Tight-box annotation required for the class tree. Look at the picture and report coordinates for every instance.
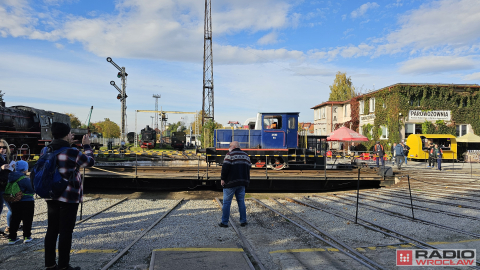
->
[94,118,121,138]
[199,119,223,148]
[0,90,4,103]
[328,72,356,101]
[66,113,82,128]
[167,121,187,135]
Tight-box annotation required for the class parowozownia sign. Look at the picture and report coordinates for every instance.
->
[409,110,451,121]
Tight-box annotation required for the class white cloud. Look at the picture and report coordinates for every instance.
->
[0,0,297,64]
[257,32,278,45]
[350,2,379,19]
[214,45,304,64]
[341,14,346,21]
[55,43,64,49]
[463,72,480,81]
[398,56,476,74]
[386,0,402,8]
[376,0,480,56]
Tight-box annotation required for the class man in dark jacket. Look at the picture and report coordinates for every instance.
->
[374,141,385,167]
[427,141,435,168]
[219,141,251,228]
[42,122,94,270]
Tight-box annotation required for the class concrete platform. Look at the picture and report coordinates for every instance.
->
[149,245,252,270]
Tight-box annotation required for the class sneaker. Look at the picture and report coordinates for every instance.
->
[24,236,33,243]
[427,166,430,168]
[8,237,21,245]
[218,222,228,228]
[240,222,248,227]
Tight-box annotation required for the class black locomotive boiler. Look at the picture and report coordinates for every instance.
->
[0,104,71,156]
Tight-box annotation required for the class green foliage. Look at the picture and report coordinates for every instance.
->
[328,72,356,101]
[0,90,4,102]
[356,84,477,150]
[199,119,223,148]
[422,121,436,134]
[167,121,187,134]
[94,118,121,138]
[362,124,373,141]
[66,113,82,128]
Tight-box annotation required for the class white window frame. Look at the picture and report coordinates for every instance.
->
[359,100,364,115]
[457,124,468,137]
[369,98,375,113]
[380,125,388,140]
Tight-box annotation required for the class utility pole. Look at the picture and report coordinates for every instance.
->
[106,57,128,141]
[202,0,214,125]
[153,94,161,130]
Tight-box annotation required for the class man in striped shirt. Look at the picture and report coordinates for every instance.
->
[43,122,94,270]
[219,141,251,228]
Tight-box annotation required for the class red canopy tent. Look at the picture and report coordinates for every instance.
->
[327,126,368,142]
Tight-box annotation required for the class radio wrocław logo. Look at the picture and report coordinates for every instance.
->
[397,249,476,266]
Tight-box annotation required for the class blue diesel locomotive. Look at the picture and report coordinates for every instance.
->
[206,112,327,170]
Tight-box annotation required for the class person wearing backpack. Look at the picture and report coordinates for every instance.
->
[5,160,34,245]
[41,122,94,270]
[0,138,13,238]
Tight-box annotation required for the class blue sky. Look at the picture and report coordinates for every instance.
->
[1,0,479,133]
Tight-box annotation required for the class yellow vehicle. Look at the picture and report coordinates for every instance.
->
[406,134,457,160]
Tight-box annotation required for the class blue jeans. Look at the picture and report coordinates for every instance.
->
[437,158,442,170]
[405,156,408,165]
[376,156,384,167]
[0,192,12,227]
[221,186,247,225]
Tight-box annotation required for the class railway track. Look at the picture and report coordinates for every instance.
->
[326,194,480,238]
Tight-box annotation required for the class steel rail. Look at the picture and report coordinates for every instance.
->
[270,198,392,269]
[409,177,480,186]
[372,188,480,204]
[408,178,480,190]
[214,198,265,270]
[296,197,480,269]
[251,198,385,270]
[0,197,130,264]
[324,195,480,238]
[289,197,432,249]
[365,190,480,211]
[101,199,184,270]
[76,197,129,225]
[342,193,480,221]
[0,197,100,228]
[391,180,480,197]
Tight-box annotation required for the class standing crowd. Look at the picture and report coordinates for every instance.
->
[0,122,94,270]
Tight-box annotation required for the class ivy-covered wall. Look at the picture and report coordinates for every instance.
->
[340,84,480,150]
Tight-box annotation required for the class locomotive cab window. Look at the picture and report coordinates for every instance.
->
[263,115,282,129]
[288,117,296,129]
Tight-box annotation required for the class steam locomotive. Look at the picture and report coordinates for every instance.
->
[0,103,105,158]
[140,125,156,149]
[0,104,71,156]
[171,131,186,150]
